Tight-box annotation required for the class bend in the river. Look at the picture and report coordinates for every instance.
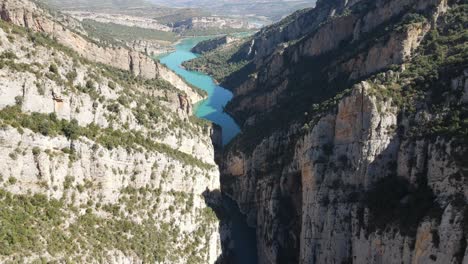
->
[159,37,241,145]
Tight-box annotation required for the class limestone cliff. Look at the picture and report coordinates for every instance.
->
[172,17,257,33]
[210,0,468,263]
[0,1,221,263]
[0,0,203,104]
[191,36,237,54]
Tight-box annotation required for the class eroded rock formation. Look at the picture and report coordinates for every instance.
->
[0,1,221,262]
[215,0,468,263]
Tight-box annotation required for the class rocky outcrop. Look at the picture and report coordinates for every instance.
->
[296,82,464,264]
[211,123,223,151]
[178,93,192,115]
[0,0,156,77]
[128,39,175,57]
[191,35,237,54]
[223,77,468,264]
[0,0,202,104]
[172,16,258,33]
[226,0,446,125]
[217,0,468,263]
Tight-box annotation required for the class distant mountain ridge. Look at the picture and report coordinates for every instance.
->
[38,0,257,53]
[148,0,316,21]
[38,0,157,10]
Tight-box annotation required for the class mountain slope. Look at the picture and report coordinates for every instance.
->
[0,1,222,263]
[1,0,206,102]
[187,0,468,263]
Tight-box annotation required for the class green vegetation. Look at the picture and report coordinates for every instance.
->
[0,106,213,170]
[183,40,250,83]
[155,9,210,25]
[0,49,41,74]
[149,0,312,21]
[81,19,178,45]
[367,4,468,141]
[92,59,207,97]
[227,2,468,156]
[39,0,206,24]
[0,189,185,262]
[40,0,155,10]
[0,11,205,98]
[7,177,17,184]
[0,17,210,139]
[0,7,220,263]
[49,63,59,74]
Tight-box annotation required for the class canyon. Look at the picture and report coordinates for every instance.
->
[38,0,260,58]
[186,0,468,263]
[0,0,466,263]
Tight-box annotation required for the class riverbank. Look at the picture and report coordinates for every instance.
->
[158,37,241,145]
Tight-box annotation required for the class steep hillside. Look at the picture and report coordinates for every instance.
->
[190,36,236,54]
[188,0,468,263]
[0,1,222,263]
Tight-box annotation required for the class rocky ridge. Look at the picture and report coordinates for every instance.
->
[127,39,175,57]
[191,35,238,54]
[65,11,172,32]
[0,0,203,104]
[172,16,258,33]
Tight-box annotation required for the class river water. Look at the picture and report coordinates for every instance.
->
[159,37,241,145]
[159,38,257,264]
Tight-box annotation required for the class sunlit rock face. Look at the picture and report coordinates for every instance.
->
[0,0,223,262]
[0,0,204,104]
[219,0,468,263]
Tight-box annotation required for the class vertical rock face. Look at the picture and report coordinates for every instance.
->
[178,93,192,115]
[0,1,221,263]
[191,36,238,54]
[211,124,223,151]
[227,0,447,122]
[217,0,468,263]
[0,0,155,78]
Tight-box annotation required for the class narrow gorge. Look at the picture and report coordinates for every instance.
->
[185,0,468,263]
[0,0,466,263]
[159,37,257,264]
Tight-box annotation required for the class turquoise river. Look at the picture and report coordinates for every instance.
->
[159,37,241,145]
[159,38,257,264]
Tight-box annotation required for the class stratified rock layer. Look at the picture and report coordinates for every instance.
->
[0,1,222,263]
[219,0,468,263]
